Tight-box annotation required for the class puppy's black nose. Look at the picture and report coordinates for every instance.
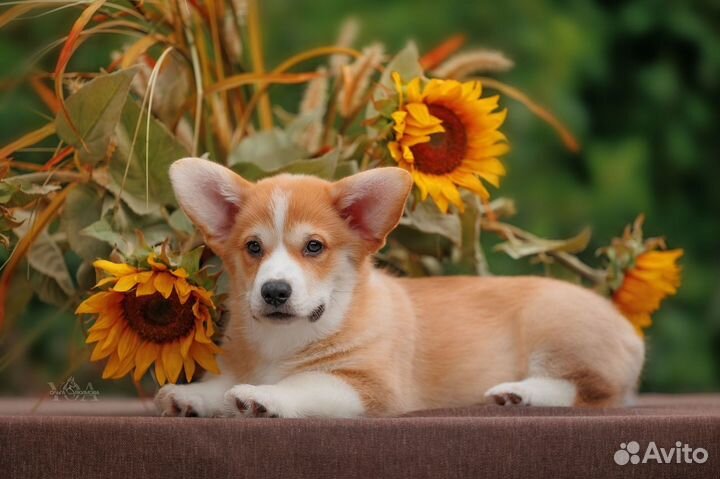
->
[261,281,292,307]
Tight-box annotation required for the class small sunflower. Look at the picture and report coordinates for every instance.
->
[603,216,683,335]
[388,73,509,213]
[75,254,221,385]
[612,249,683,334]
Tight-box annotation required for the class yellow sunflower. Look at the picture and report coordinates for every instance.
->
[388,73,509,213]
[612,249,683,335]
[75,254,221,385]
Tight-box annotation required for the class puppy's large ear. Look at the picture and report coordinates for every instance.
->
[332,167,412,252]
[169,157,252,251]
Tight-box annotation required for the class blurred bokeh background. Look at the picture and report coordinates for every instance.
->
[0,0,718,397]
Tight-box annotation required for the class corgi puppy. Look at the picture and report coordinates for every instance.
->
[155,157,644,418]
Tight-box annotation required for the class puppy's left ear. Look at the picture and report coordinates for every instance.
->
[332,167,412,252]
[169,157,252,253]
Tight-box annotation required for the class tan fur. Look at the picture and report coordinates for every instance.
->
[174,161,645,416]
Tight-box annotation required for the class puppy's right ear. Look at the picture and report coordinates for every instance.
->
[169,157,252,251]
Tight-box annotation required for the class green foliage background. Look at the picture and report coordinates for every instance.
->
[0,0,718,395]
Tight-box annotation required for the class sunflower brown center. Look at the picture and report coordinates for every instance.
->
[122,291,196,344]
[410,104,467,175]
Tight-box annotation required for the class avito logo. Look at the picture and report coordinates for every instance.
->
[614,441,708,465]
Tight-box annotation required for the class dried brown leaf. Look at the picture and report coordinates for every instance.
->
[432,49,514,79]
[338,44,384,117]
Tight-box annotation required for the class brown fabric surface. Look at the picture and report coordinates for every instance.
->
[0,395,718,479]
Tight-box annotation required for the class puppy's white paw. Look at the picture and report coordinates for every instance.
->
[485,377,577,407]
[224,384,295,418]
[484,382,530,406]
[155,384,210,417]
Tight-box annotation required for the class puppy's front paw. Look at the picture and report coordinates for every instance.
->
[224,384,294,418]
[155,384,208,417]
[484,382,530,406]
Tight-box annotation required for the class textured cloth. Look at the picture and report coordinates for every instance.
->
[0,395,718,478]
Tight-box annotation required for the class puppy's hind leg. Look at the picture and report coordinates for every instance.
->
[484,377,577,407]
[484,350,623,407]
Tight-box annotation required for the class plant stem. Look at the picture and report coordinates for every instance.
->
[0,184,76,330]
[6,171,85,184]
[246,0,272,131]
[482,219,607,285]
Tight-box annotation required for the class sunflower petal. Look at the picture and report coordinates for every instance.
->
[99,323,124,354]
[133,342,160,382]
[405,103,432,124]
[174,278,192,304]
[194,288,215,307]
[162,342,184,384]
[194,319,212,343]
[180,331,194,358]
[147,253,168,271]
[75,292,122,314]
[93,260,137,277]
[112,353,137,380]
[154,272,175,299]
[90,342,114,361]
[155,359,167,385]
[171,267,189,279]
[89,310,121,331]
[406,77,423,103]
[183,356,196,382]
[388,142,403,162]
[93,276,117,289]
[451,172,490,199]
[190,342,220,374]
[136,272,157,296]
[206,317,215,338]
[113,274,140,292]
[117,327,139,360]
[102,353,122,379]
[85,327,108,344]
[432,191,449,213]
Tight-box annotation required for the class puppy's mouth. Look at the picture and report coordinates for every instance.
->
[260,304,325,323]
[308,304,325,322]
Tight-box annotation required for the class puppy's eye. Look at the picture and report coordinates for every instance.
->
[246,240,263,257]
[304,239,324,256]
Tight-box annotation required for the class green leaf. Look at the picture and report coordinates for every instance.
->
[29,268,71,307]
[26,232,76,297]
[81,218,133,255]
[55,68,138,165]
[389,224,453,258]
[231,144,339,181]
[169,208,195,235]
[380,42,423,86]
[148,52,191,126]
[0,181,59,207]
[401,199,462,246]
[228,128,305,170]
[75,260,97,292]
[179,246,204,276]
[142,223,173,247]
[333,160,359,179]
[282,148,339,178]
[61,184,111,261]
[365,42,423,137]
[494,227,592,260]
[109,99,189,206]
[82,215,173,256]
[93,167,163,216]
